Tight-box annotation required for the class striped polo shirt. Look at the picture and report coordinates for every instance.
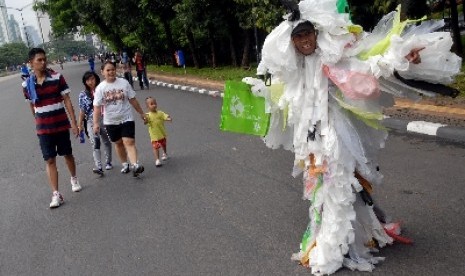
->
[23,70,71,135]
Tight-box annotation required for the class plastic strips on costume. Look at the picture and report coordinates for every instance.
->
[242,77,294,151]
[323,65,380,100]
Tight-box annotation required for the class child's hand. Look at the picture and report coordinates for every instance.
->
[141,113,148,124]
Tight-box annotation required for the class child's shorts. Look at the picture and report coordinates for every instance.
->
[38,130,73,161]
[151,138,166,149]
[105,121,135,142]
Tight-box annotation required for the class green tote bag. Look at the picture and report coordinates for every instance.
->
[220,80,270,136]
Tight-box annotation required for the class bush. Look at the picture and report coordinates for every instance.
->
[146,65,257,82]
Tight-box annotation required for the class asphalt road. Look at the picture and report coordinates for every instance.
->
[1,62,464,276]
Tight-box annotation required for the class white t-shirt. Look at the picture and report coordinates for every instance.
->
[93,78,136,125]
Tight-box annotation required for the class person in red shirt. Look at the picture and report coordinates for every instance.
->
[133,50,149,90]
[23,48,82,208]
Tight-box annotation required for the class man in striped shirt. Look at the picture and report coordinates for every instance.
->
[23,48,82,208]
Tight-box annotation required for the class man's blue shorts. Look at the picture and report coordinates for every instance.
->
[38,130,73,161]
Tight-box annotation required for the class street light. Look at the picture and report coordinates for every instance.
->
[36,13,45,45]
[0,3,34,47]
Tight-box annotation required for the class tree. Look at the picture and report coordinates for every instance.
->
[43,36,96,61]
[401,0,429,19]
[35,0,144,50]
[448,0,463,57]
[140,0,181,66]
[349,0,398,30]
[0,42,29,69]
[233,0,283,66]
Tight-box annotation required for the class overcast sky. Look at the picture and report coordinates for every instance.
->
[4,0,44,31]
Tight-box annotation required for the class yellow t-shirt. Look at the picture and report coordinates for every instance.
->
[146,110,169,141]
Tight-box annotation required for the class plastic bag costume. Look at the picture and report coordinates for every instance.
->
[243,0,461,274]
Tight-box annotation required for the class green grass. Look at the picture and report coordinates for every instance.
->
[450,63,465,97]
[448,34,465,97]
[146,65,257,82]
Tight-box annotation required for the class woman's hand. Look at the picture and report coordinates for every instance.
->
[93,123,100,135]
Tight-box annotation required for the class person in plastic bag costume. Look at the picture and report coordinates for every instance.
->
[243,0,461,274]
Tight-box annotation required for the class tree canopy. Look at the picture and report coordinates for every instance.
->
[0,42,29,69]
[43,35,97,62]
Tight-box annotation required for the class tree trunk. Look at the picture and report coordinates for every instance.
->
[401,0,428,19]
[449,0,463,57]
[240,29,251,68]
[228,34,238,67]
[208,28,217,68]
[161,19,177,67]
[185,28,200,68]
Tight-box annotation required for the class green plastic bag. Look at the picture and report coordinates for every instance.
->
[220,80,270,136]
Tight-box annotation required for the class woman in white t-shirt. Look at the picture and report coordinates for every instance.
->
[93,61,147,177]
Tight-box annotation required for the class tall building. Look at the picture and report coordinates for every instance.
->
[0,0,10,45]
[25,25,41,46]
[34,0,51,43]
[7,14,21,42]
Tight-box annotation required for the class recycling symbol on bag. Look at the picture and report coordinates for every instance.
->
[230,95,245,117]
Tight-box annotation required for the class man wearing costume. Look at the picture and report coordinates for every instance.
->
[241,0,461,274]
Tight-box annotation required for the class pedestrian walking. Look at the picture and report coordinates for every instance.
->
[93,61,146,177]
[144,97,172,167]
[20,63,30,80]
[88,55,95,72]
[133,50,149,90]
[22,47,82,208]
[78,71,113,175]
[121,51,134,88]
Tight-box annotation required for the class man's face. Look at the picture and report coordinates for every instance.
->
[30,53,47,72]
[292,30,317,56]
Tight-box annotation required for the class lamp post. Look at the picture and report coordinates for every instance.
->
[36,13,45,45]
[0,3,34,47]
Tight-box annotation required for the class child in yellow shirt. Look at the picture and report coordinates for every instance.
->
[145,97,172,167]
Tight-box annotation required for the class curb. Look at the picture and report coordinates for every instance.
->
[144,77,224,98]
[139,76,465,143]
[383,117,465,142]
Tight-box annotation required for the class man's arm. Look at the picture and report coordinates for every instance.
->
[28,102,35,117]
[78,110,86,132]
[62,94,79,137]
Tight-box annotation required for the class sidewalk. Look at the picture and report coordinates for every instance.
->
[144,71,465,142]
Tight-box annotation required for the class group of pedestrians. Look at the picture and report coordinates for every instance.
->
[22,48,172,209]
[100,50,150,91]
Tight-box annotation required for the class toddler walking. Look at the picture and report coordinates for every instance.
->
[145,97,172,167]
